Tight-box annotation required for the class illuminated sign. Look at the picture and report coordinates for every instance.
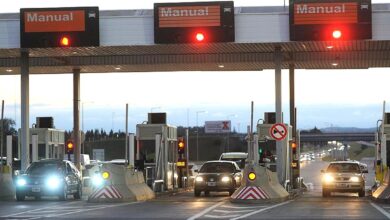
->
[177,159,187,168]
[290,0,371,41]
[20,7,99,48]
[154,1,234,44]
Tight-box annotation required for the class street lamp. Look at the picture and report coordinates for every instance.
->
[82,101,94,154]
[226,114,237,152]
[196,110,207,161]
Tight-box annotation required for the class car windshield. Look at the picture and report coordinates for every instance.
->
[326,163,361,173]
[221,158,245,169]
[200,162,235,173]
[26,161,63,175]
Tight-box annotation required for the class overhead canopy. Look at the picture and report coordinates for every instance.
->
[1,5,390,74]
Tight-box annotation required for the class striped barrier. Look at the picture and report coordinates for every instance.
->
[88,163,155,203]
[231,164,289,203]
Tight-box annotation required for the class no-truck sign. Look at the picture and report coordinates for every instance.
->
[270,123,288,141]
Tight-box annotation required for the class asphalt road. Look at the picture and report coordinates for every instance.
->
[1,158,389,220]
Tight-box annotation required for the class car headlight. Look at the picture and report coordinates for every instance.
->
[195,176,204,182]
[350,176,360,182]
[92,174,104,187]
[16,178,26,187]
[221,176,230,182]
[46,176,61,189]
[323,174,334,183]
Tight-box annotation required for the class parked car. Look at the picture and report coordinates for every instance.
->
[219,152,248,169]
[194,161,242,197]
[321,161,367,197]
[15,159,82,201]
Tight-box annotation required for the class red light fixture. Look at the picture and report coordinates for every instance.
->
[60,36,70,46]
[332,30,342,39]
[195,32,205,42]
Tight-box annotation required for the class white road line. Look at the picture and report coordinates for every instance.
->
[230,200,293,220]
[187,201,226,220]
[220,205,267,209]
[1,201,81,217]
[213,209,256,213]
[370,202,390,219]
[204,214,240,219]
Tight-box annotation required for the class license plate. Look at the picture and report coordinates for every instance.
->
[336,183,349,188]
[32,186,41,192]
[207,182,216,186]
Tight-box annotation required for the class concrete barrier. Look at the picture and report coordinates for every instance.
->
[231,164,289,203]
[372,168,390,202]
[0,167,15,200]
[88,163,155,203]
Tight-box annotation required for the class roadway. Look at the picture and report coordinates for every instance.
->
[1,158,390,219]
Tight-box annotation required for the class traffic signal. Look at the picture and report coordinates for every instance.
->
[291,141,297,155]
[195,32,205,42]
[332,30,342,40]
[60,36,71,47]
[66,140,74,154]
[178,137,185,154]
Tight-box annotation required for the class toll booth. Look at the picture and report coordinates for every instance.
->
[256,113,293,189]
[136,113,178,191]
[17,128,65,161]
[376,112,390,184]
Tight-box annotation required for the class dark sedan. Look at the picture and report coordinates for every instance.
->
[15,159,82,201]
[194,161,242,197]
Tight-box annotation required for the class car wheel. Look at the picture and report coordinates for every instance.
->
[16,192,25,201]
[204,191,210,197]
[59,184,67,201]
[322,189,330,197]
[358,189,365,197]
[194,190,201,197]
[73,183,82,200]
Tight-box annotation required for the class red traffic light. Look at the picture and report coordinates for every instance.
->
[332,30,342,39]
[60,36,70,47]
[195,32,205,42]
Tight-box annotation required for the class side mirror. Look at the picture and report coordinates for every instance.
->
[321,170,325,173]
[363,170,368,173]
[194,169,198,173]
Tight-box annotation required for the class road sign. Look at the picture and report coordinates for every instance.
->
[154,1,235,44]
[289,0,372,41]
[270,123,288,141]
[20,7,99,48]
[205,120,231,133]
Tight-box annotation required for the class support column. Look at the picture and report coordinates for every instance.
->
[6,135,12,166]
[73,68,81,170]
[32,134,38,162]
[125,104,128,165]
[274,46,284,184]
[289,64,296,138]
[129,133,135,167]
[21,49,30,171]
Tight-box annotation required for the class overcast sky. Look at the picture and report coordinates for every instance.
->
[1,0,390,133]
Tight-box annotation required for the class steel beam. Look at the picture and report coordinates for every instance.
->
[274,46,284,184]
[73,68,81,170]
[20,49,30,171]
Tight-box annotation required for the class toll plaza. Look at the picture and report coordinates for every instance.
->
[0,0,390,211]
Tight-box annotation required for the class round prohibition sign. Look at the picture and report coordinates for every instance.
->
[270,123,288,141]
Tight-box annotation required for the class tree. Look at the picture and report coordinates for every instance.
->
[0,118,17,136]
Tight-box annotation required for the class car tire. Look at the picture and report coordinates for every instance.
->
[59,185,67,201]
[322,189,330,197]
[204,191,210,197]
[16,192,25,201]
[73,183,82,200]
[358,189,365,197]
[194,190,201,197]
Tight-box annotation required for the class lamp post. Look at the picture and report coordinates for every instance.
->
[81,101,93,154]
[196,110,206,161]
[226,114,237,152]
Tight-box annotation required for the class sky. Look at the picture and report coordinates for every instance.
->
[1,0,390,133]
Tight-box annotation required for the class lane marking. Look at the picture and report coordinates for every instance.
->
[230,200,293,220]
[187,201,225,220]
[213,209,256,213]
[2,201,81,218]
[220,205,267,209]
[370,202,390,219]
[205,214,240,219]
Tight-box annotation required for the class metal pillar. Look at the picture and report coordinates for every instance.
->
[73,68,81,170]
[125,103,128,165]
[21,49,30,171]
[129,133,135,167]
[32,134,38,162]
[185,128,189,179]
[6,135,12,166]
[274,46,284,184]
[289,64,296,138]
